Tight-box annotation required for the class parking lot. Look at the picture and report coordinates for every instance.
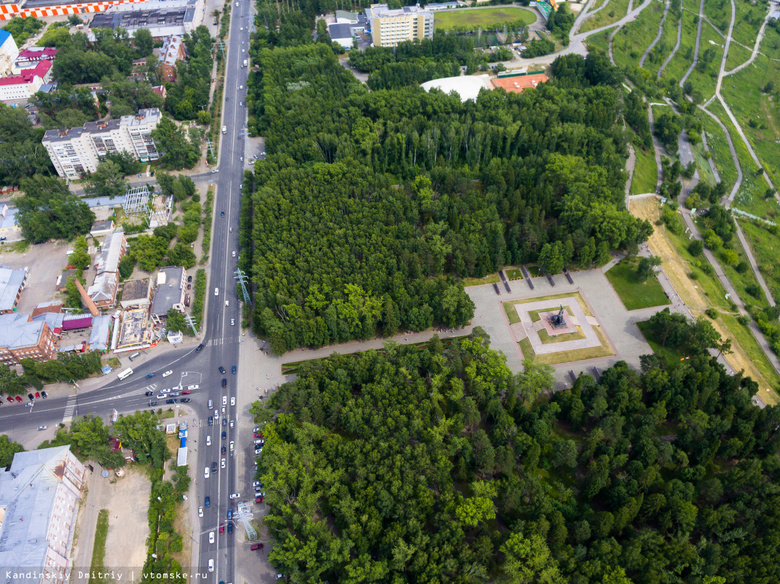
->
[0,240,72,313]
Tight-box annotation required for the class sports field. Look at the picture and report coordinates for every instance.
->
[434,7,537,31]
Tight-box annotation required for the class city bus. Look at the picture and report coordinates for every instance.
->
[117,368,134,380]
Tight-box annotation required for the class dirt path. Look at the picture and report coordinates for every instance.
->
[103,467,152,573]
[630,197,773,393]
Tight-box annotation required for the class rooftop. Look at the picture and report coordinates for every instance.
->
[0,265,27,312]
[491,72,549,93]
[328,23,356,39]
[16,47,58,61]
[150,266,184,317]
[90,315,112,351]
[0,60,51,87]
[90,6,195,32]
[0,313,45,350]
[122,278,151,302]
[421,74,493,102]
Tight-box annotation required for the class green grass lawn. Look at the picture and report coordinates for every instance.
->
[580,0,631,33]
[686,22,724,101]
[731,0,769,47]
[519,326,614,365]
[605,257,671,310]
[612,0,666,71]
[505,267,523,280]
[720,312,780,404]
[645,5,682,77]
[699,113,738,193]
[631,145,658,195]
[584,30,611,54]
[90,509,110,584]
[636,320,685,367]
[739,219,780,302]
[434,7,536,31]
[725,40,753,72]
[462,272,501,287]
[658,6,697,84]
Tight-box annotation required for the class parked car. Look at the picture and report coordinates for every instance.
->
[15,396,22,403]
[35,392,40,399]
[37,425,47,431]
[169,392,180,397]
[180,398,191,403]
[41,391,47,398]
[188,275,193,283]
[255,496,264,504]
[251,543,264,551]
[27,393,34,401]
[187,384,199,390]
[198,506,203,518]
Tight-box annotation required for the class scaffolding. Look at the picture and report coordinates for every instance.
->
[123,185,150,216]
[237,502,258,540]
[147,195,173,229]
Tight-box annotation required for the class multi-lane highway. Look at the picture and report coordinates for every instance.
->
[0,2,254,581]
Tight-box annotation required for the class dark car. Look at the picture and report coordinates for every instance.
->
[208,416,214,426]
[221,446,226,455]
[227,523,233,534]
[180,398,191,403]
[205,496,210,507]
[251,543,264,551]
[211,462,217,473]
[219,366,226,374]
[232,365,236,374]
[221,378,227,388]
[145,391,154,396]
[149,400,158,407]
[27,393,34,401]
[221,211,225,217]
[221,431,226,440]
[227,508,233,520]
[196,343,204,352]
[41,391,47,399]
[188,275,193,283]
[222,418,227,426]
[166,398,177,404]
[146,373,155,379]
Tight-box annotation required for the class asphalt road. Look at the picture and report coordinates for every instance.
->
[0,1,253,581]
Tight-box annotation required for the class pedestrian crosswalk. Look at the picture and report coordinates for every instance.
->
[62,394,77,425]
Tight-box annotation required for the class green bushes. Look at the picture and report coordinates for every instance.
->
[191,268,207,328]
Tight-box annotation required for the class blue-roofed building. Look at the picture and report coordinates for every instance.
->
[0,29,20,77]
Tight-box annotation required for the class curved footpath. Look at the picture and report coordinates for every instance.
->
[639,0,671,68]
[679,0,705,87]
[657,4,682,78]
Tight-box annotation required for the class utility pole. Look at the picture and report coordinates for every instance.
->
[234,268,250,305]
[185,315,200,337]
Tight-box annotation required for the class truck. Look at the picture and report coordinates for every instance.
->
[242,59,247,68]
[222,126,227,134]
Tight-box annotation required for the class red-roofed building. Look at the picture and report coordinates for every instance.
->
[14,47,58,72]
[0,59,53,104]
[151,85,166,100]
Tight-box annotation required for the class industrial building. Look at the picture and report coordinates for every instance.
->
[89,0,200,39]
[365,3,434,47]
[150,266,185,318]
[42,108,160,179]
[0,446,86,584]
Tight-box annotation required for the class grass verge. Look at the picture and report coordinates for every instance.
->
[89,509,110,584]
[630,146,658,194]
[519,326,614,365]
[434,7,536,31]
[605,257,671,310]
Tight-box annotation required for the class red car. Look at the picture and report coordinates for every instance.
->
[35,392,40,399]
[255,496,264,504]
[250,543,264,551]
[254,432,263,439]
[15,396,22,403]
[219,524,225,534]
[181,390,192,395]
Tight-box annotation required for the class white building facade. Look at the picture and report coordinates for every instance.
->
[366,4,434,47]
[43,108,161,179]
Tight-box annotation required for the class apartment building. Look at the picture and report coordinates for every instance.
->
[42,108,161,180]
[0,446,86,584]
[87,230,127,310]
[366,4,434,47]
[0,313,58,365]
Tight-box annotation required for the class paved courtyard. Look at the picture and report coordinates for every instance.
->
[466,267,664,388]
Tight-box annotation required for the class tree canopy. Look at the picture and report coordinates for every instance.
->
[16,175,95,242]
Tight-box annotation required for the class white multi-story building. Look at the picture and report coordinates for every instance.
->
[0,445,87,584]
[0,28,19,76]
[366,4,434,47]
[42,108,161,179]
[0,59,52,104]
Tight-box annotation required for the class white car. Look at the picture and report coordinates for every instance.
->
[204,467,210,479]
[240,26,243,30]
[229,419,234,428]
[206,435,212,446]
[209,531,214,544]
[230,440,235,452]
[253,481,261,487]
[222,396,227,406]
[187,384,199,390]
[198,506,203,518]
[215,288,219,296]
[208,560,214,573]
[221,458,226,469]
[229,493,240,499]
[231,319,235,326]
[230,397,236,406]
[232,251,236,257]
[162,370,172,378]
[214,409,219,419]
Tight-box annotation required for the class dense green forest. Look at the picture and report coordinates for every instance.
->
[245,42,649,353]
[254,319,780,583]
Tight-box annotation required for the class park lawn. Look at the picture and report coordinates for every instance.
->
[636,320,686,367]
[505,267,523,280]
[699,113,738,193]
[631,145,658,195]
[519,326,614,365]
[584,30,610,54]
[538,326,587,344]
[434,7,536,31]
[731,0,770,47]
[725,40,752,72]
[705,0,731,34]
[739,219,780,302]
[686,22,724,101]
[528,305,575,322]
[605,257,671,311]
[611,0,666,71]
[579,0,631,33]
[506,291,595,316]
[659,6,697,84]
[721,50,780,188]
[692,141,717,187]
[462,272,501,287]
[645,4,682,78]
